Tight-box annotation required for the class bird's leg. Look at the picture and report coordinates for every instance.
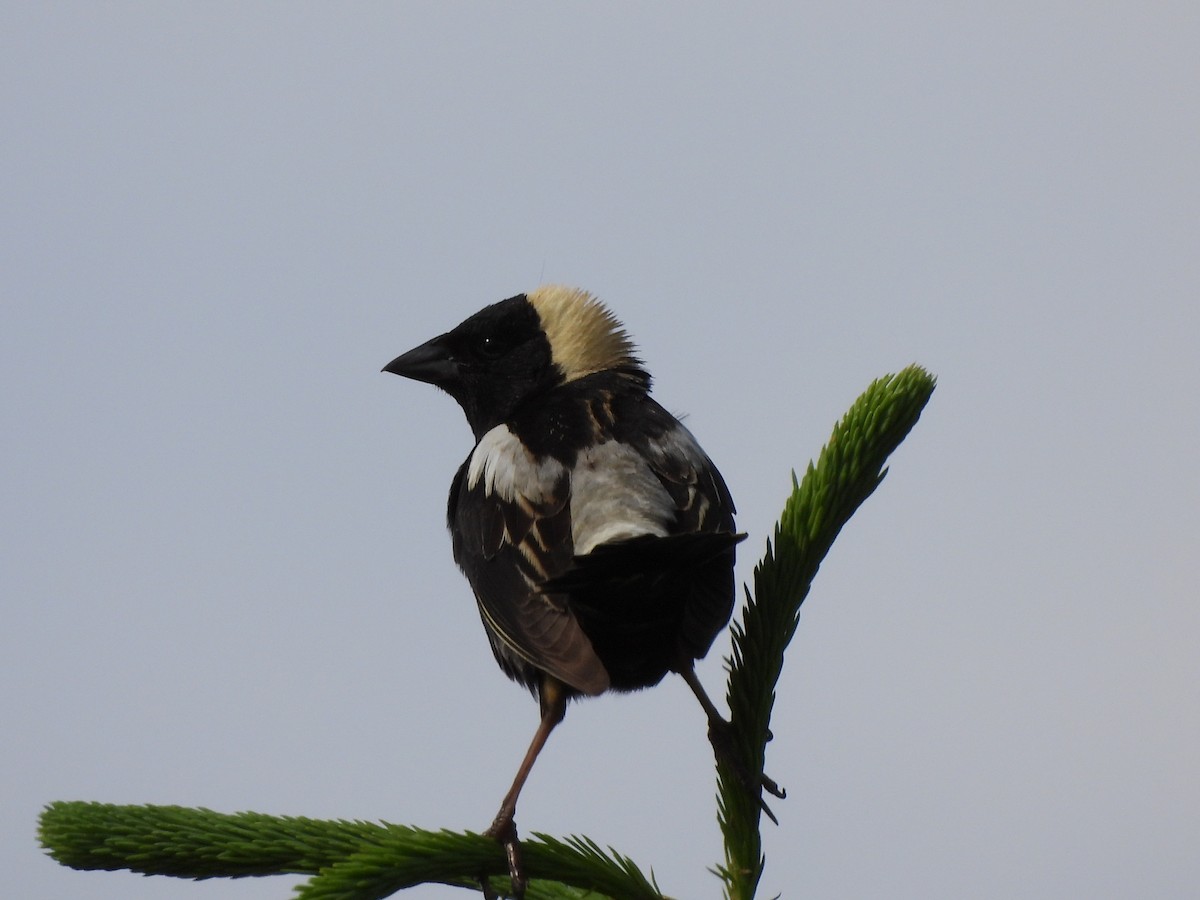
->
[679,666,786,823]
[481,677,568,899]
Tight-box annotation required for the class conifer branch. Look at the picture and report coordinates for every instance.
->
[716,364,936,899]
[38,801,664,899]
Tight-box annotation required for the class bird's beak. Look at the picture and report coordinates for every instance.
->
[382,334,460,389]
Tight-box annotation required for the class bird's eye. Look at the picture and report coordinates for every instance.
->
[472,333,506,361]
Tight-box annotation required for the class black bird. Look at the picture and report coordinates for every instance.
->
[384,286,745,895]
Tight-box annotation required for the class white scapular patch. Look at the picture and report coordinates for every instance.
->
[570,440,676,554]
[467,424,565,502]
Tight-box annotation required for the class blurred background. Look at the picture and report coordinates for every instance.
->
[4,4,1197,898]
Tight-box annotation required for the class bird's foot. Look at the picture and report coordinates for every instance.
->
[707,715,786,824]
[481,812,526,899]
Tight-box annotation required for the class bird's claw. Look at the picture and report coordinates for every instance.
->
[706,715,786,824]
[762,772,786,800]
[482,815,527,899]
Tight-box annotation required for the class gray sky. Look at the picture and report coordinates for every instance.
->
[4,4,1197,899]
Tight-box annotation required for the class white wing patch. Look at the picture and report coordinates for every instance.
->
[467,423,711,557]
[570,440,676,554]
[466,424,566,503]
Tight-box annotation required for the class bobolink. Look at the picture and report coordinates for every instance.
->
[384,285,745,894]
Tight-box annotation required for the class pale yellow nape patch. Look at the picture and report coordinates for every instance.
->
[526,285,639,382]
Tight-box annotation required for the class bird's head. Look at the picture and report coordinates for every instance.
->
[383,285,645,438]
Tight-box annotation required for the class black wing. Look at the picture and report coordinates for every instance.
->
[449,425,609,696]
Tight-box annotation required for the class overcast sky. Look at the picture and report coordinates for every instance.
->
[4,4,1197,899]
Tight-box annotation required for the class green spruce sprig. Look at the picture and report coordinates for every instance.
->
[37,801,661,899]
[38,365,936,899]
[716,364,937,899]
